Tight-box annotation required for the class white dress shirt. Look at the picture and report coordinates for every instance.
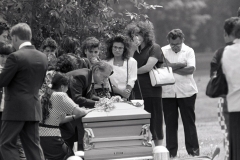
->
[106,57,137,90]
[222,39,240,112]
[161,43,198,98]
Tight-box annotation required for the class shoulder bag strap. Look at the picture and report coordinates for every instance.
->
[161,52,171,72]
[137,78,143,100]
[127,59,129,84]
[108,78,115,96]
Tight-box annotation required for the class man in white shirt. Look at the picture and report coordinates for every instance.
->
[161,29,199,158]
[221,17,240,160]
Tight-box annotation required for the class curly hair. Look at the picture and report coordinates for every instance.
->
[125,20,155,46]
[166,29,185,41]
[105,34,130,61]
[40,37,58,52]
[41,72,69,124]
[82,37,100,57]
[59,36,80,56]
[55,54,78,73]
[0,43,14,55]
[0,22,9,35]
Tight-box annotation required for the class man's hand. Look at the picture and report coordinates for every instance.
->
[162,61,187,70]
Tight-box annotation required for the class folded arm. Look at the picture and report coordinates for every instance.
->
[137,57,158,74]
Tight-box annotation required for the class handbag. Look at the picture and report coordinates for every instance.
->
[149,54,175,87]
[206,50,228,98]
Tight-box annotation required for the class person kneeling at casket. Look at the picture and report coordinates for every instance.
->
[39,72,93,160]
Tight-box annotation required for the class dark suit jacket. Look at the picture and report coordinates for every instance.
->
[67,68,98,108]
[0,45,48,121]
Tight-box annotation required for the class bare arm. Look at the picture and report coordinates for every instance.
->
[173,66,195,75]
[161,58,187,71]
[138,57,158,74]
[59,107,94,124]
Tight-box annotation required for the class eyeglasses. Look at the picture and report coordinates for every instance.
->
[170,43,182,47]
[112,46,124,51]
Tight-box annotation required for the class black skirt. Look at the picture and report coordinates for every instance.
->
[40,136,66,160]
[143,97,164,140]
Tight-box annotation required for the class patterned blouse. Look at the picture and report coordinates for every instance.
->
[39,92,84,137]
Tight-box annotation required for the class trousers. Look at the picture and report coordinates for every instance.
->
[162,94,199,157]
[0,121,44,160]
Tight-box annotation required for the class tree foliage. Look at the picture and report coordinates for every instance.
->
[1,0,239,52]
[0,0,161,49]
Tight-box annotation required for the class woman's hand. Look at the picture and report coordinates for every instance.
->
[58,114,66,124]
[121,89,131,98]
[85,108,95,114]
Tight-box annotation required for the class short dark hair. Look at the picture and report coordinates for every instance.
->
[232,18,240,38]
[82,37,100,57]
[92,61,112,73]
[51,72,69,90]
[10,23,32,41]
[105,34,130,61]
[224,17,240,36]
[125,20,155,46]
[0,22,9,35]
[41,37,58,52]
[167,29,185,41]
[60,36,79,55]
[0,43,14,55]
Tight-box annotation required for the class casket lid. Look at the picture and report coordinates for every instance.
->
[82,102,150,123]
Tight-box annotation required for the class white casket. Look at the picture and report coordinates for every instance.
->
[82,102,152,160]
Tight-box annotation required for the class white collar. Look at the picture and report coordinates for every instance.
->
[19,42,32,49]
[233,38,240,44]
[166,43,187,53]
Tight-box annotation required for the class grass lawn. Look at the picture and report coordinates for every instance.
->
[164,52,226,159]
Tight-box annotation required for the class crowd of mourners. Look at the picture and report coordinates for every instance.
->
[0,8,239,160]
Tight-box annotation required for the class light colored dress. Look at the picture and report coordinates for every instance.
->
[106,57,137,91]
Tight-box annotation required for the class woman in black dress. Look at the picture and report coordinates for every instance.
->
[125,21,164,146]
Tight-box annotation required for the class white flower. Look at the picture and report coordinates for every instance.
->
[48,84,52,88]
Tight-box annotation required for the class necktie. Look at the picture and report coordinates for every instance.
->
[86,83,95,99]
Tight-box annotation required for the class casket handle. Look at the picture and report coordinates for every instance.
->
[140,124,152,147]
[84,128,95,151]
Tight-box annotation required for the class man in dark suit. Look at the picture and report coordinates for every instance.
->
[0,23,48,160]
[60,61,113,151]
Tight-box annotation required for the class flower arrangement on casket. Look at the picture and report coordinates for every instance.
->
[95,96,122,112]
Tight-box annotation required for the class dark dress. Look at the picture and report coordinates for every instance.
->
[133,43,164,140]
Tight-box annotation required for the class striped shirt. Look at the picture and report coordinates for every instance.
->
[161,43,198,98]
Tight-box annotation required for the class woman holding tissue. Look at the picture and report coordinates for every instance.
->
[105,34,137,100]
[125,21,164,146]
[40,73,93,160]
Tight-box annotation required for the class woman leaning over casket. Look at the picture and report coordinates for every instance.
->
[39,72,93,160]
[125,21,164,146]
[105,34,137,100]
